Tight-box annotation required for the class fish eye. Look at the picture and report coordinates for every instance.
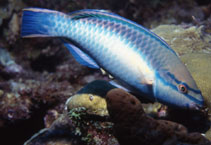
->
[178,84,188,94]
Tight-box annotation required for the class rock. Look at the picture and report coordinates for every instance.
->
[0,90,3,96]
[25,100,119,145]
[66,80,116,117]
[0,48,24,78]
[142,102,164,117]
[152,25,211,55]
[180,53,211,110]
[5,13,20,43]
[44,109,60,128]
[65,80,119,145]
[152,24,211,140]
[25,80,119,145]
[0,48,17,66]
[66,93,109,117]
[66,103,119,145]
[0,76,76,145]
[106,88,210,145]
[0,0,25,43]
[180,53,211,140]
[205,129,211,142]
[24,114,84,145]
[0,0,25,26]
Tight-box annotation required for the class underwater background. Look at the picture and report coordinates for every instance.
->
[0,0,211,145]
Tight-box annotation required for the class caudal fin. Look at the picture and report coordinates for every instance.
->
[21,8,66,38]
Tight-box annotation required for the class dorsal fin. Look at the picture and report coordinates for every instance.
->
[68,9,176,55]
[68,9,119,20]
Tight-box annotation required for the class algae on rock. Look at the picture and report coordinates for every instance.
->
[152,24,211,112]
[180,53,211,112]
[152,25,211,55]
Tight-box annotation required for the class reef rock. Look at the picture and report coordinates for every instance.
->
[0,48,24,78]
[25,105,119,145]
[152,24,211,140]
[66,93,109,117]
[106,88,210,145]
[180,53,211,139]
[0,0,25,26]
[25,80,119,145]
[152,25,211,55]
[66,80,116,117]
[24,114,83,145]
[180,53,211,110]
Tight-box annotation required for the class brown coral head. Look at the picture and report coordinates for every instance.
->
[106,88,145,122]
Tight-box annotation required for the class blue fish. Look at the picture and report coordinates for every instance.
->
[21,8,204,110]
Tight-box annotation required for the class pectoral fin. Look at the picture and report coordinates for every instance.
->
[63,40,99,69]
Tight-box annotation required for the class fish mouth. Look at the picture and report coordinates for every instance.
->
[199,106,209,116]
[189,103,209,114]
[189,103,203,110]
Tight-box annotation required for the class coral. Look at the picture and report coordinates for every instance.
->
[24,114,84,145]
[4,13,20,44]
[25,104,118,145]
[151,24,211,140]
[0,48,16,66]
[24,80,119,145]
[180,53,211,110]
[142,102,164,118]
[0,0,25,45]
[106,88,210,145]
[0,88,32,123]
[0,48,24,78]
[151,25,211,55]
[66,94,109,117]
[0,76,76,144]
[66,80,116,117]
[0,0,25,26]
[65,80,119,145]
[180,53,211,139]
[44,109,60,128]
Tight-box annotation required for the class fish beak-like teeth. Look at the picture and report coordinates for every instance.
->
[189,103,200,110]
[190,103,210,116]
[200,106,209,116]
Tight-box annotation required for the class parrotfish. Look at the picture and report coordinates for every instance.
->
[21,8,204,110]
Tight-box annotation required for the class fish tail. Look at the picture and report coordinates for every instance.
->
[21,8,69,38]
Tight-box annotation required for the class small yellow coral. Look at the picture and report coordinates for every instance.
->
[66,93,108,117]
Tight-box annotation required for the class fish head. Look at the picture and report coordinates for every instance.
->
[153,66,204,110]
